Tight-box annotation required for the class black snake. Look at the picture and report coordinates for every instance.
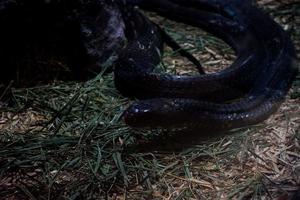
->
[115,0,298,130]
[0,0,297,131]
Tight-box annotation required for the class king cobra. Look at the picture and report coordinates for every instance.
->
[115,0,298,130]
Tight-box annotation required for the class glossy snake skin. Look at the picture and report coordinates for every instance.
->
[0,0,297,130]
[116,0,298,130]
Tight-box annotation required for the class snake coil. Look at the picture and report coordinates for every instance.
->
[115,0,298,130]
[0,0,297,131]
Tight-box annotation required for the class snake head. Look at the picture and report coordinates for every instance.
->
[122,98,194,128]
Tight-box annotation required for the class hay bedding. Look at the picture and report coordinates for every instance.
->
[0,0,299,199]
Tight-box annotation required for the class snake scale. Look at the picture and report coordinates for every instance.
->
[116,0,298,130]
[0,0,297,131]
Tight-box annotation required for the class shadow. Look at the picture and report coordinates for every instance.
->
[0,2,110,96]
[126,127,242,153]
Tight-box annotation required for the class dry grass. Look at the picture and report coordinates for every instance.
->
[0,1,299,199]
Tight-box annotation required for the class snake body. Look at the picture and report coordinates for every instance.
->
[116,1,265,102]
[0,0,297,130]
[116,0,298,130]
